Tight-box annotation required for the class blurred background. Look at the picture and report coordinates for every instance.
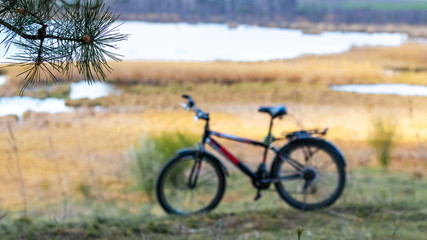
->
[0,0,427,239]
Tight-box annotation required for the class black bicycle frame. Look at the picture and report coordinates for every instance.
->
[203,130,303,183]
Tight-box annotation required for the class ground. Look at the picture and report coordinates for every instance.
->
[0,43,427,239]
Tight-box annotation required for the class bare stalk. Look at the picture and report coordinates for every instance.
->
[216,218,223,240]
[48,135,70,221]
[78,121,102,199]
[407,98,425,150]
[7,124,28,216]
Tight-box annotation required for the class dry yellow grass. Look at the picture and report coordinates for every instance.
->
[1,102,427,211]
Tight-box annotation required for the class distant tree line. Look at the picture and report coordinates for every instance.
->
[110,0,427,25]
[302,9,427,25]
[111,0,297,22]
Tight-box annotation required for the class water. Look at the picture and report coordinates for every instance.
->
[0,75,6,85]
[0,97,72,119]
[331,84,427,96]
[0,81,118,118]
[69,81,120,100]
[118,22,407,61]
[1,22,408,62]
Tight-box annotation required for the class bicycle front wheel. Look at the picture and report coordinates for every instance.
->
[156,151,226,215]
[271,138,346,211]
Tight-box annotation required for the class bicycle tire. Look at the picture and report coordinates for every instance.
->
[156,151,226,215]
[271,138,346,211]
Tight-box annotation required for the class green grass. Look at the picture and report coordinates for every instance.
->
[368,118,397,169]
[23,83,71,99]
[0,168,426,239]
[128,131,199,203]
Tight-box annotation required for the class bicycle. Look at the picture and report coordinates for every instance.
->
[156,95,346,215]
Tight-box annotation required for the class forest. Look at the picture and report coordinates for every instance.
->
[110,0,427,25]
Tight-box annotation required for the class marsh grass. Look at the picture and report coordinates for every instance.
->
[368,118,397,169]
[2,43,427,90]
[128,131,199,202]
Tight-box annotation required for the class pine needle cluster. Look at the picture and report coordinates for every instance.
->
[0,0,127,92]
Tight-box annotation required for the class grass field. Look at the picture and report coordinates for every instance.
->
[0,169,426,239]
[0,43,427,239]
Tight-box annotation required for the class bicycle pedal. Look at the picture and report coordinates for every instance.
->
[254,190,262,201]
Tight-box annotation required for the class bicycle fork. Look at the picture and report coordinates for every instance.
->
[187,149,204,189]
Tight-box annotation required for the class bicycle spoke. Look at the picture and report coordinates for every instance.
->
[316,159,335,173]
[279,173,303,181]
[303,187,308,206]
[280,155,305,171]
[303,146,311,165]
[198,171,218,179]
[303,179,311,190]
[318,182,334,200]
[310,174,337,199]
[179,191,191,212]
[194,180,218,190]
[317,174,337,189]
[303,146,321,166]
[317,170,337,180]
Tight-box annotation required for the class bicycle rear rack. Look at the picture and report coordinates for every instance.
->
[283,128,328,140]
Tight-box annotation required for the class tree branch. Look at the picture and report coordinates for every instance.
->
[45,34,84,42]
[19,7,45,26]
[0,18,84,42]
[0,18,39,39]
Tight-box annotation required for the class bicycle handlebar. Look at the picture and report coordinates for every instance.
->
[182,94,194,108]
[181,94,209,120]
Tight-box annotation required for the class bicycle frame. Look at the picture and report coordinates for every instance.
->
[180,94,311,184]
[201,127,304,184]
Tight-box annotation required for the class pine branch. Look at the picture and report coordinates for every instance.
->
[0,0,128,92]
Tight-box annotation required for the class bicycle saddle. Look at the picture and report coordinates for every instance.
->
[258,105,287,119]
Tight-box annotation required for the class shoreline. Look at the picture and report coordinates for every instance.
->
[116,17,427,39]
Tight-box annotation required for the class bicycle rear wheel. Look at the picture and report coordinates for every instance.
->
[271,138,346,210]
[156,151,226,215]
